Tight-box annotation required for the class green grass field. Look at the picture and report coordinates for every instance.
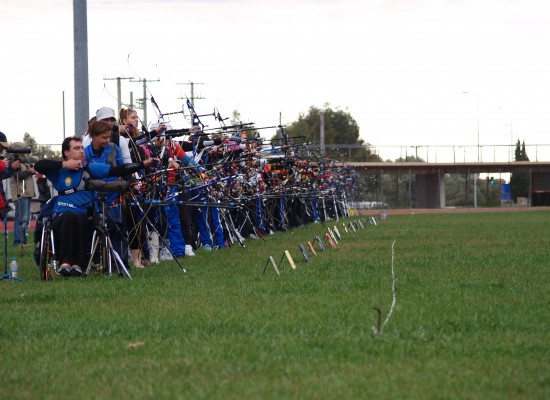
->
[1,211,549,399]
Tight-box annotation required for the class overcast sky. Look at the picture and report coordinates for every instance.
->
[1,0,549,161]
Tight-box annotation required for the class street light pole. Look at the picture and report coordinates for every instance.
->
[463,91,480,208]
[510,122,513,161]
[463,91,480,162]
[506,122,514,161]
[476,92,480,162]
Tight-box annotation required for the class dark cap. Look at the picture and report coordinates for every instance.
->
[0,131,8,147]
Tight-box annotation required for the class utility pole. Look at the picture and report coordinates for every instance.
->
[131,77,160,127]
[177,82,205,127]
[103,76,134,114]
[320,112,326,158]
[73,0,89,136]
[463,91,480,208]
[178,82,205,106]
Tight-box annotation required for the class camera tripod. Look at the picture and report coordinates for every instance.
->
[85,193,132,279]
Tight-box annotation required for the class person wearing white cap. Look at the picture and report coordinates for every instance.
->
[82,107,132,164]
[96,107,115,122]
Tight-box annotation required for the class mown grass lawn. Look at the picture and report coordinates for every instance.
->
[1,211,549,399]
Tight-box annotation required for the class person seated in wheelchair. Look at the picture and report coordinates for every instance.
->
[34,136,156,276]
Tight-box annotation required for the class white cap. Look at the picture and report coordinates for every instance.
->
[96,107,116,121]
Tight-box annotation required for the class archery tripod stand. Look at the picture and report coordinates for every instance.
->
[85,193,132,279]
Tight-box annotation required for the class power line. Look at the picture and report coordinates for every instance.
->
[177,82,205,105]
[103,76,134,115]
[130,77,160,127]
[177,82,205,124]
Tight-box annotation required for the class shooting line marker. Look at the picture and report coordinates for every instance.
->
[263,256,280,275]
[333,226,342,241]
[298,244,310,263]
[282,250,297,270]
[325,233,337,249]
[307,241,317,256]
[315,236,325,252]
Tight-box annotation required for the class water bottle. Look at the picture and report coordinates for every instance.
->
[10,258,19,278]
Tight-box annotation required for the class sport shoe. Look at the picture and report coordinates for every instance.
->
[70,265,83,276]
[160,247,173,261]
[185,245,196,257]
[203,244,212,251]
[59,263,71,276]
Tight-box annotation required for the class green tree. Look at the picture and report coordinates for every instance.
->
[229,109,242,126]
[510,139,529,200]
[272,104,381,162]
[395,155,425,163]
[23,132,62,162]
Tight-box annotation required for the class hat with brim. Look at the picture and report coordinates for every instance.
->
[96,107,116,121]
[0,131,8,147]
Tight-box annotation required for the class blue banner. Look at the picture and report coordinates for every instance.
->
[501,183,511,201]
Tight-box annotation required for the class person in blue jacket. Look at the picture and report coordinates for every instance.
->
[84,120,130,272]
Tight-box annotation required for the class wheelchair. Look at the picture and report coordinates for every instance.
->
[35,213,99,279]
[35,216,58,281]
[33,192,133,279]
[33,199,64,281]
[33,194,133,280]
[33,199,56,280]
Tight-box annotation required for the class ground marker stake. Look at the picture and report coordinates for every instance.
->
[327,228,338,245]
[333,226,342,241]
[284,250,297,269]
[325,233,337,249]
[307,241,317,256]
[315,236,325,251]
[263,256,280,275]
[298,244,310,263]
